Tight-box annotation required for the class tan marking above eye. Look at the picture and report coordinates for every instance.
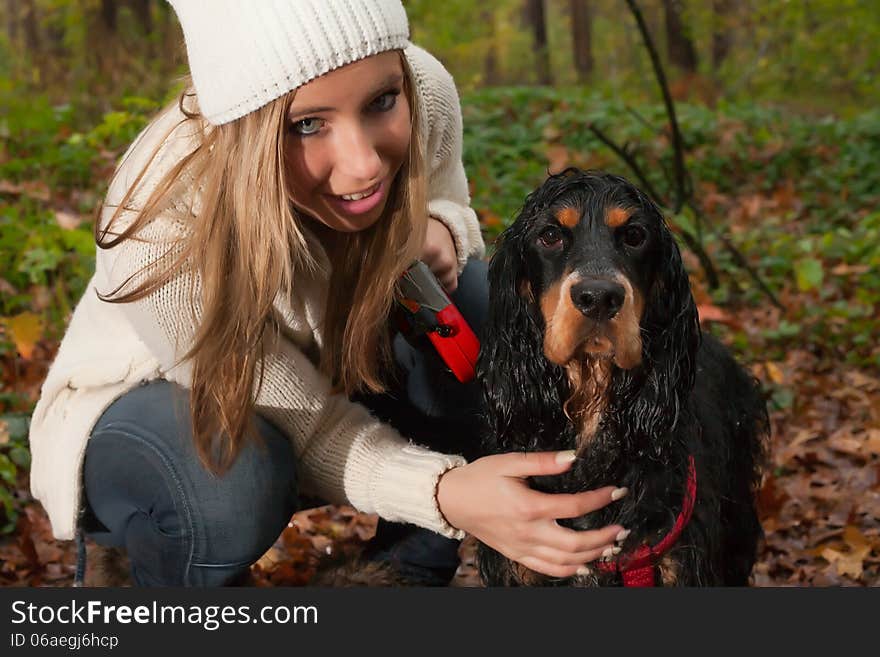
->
[605,207,633,228]
[557,207,580,228]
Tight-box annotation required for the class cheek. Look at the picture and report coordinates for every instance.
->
[381,97,412,169]
[284,139,327,200]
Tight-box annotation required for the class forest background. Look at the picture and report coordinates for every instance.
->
[1,0,878,587]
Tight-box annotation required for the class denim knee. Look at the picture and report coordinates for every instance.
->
[82,380,298,586]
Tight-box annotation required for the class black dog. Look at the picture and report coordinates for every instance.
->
[477,169,768,586]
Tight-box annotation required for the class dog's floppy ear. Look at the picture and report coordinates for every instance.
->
[634,200,701,437]
[478,216,567,453]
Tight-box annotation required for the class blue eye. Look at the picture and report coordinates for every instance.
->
[370,91,399,112]
[292,117,324,136]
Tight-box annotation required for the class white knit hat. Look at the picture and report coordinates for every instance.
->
[168,0,410,126]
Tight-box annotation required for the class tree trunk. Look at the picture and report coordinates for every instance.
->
[100,0,118,33]
[22,0,40,53]
[570,0,593,82]
[129,0,154,35]
[711,0,732,71]
[483,7,500,85]
[525,0,552,85]
[5,0,18,46]
[661,0,698,73]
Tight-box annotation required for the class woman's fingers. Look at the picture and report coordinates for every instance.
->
[529,542,617,568]
[422,217,458,292]
[510,524,627,577]
[516,556,596,579]
[423,253,457,293]
[527,485,628,520]
[534,521,626,555]
[435,452,632,581]
[494,450,581,478]
[441,271,458,293]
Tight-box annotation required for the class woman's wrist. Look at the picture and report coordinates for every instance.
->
[435,464,465,536]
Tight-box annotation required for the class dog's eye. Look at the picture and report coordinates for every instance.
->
[621,224,647,249]
[538,226,564,248]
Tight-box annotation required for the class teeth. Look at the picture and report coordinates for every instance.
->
[340,184,378,201]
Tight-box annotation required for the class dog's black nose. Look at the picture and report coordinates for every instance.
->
[570,279,625,320]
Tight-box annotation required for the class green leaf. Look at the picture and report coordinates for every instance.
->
[771,387,795,410]
[0,452,16,485]
[0,414,29,442]
[794,258,824,291]
[670,208,697,239]
[0,486,18,535]
[9,446,30,469]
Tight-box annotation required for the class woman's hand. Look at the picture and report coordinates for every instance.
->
[421,217,458,293]
[436,450,629,578]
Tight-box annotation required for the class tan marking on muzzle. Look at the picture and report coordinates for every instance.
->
[608,274,644,370]
[605,206,633,228]
[540,272,586,365]
[557,206,580,228]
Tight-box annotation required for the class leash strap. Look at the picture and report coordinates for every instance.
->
[595,455,697,587]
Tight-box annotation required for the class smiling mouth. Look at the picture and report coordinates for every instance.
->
[335,182,381,201]
[325,179,388,217]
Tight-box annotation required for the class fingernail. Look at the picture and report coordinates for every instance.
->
[602,546,622,558]
[555,450,577,464]
[611,487,629,501]
[576,565,592,576]
[616,529,631,542]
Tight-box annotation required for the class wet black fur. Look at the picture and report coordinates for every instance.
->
[477,169,768,586]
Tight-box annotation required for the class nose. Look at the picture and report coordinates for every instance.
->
[570,279,625,321]
[336,123,383,182]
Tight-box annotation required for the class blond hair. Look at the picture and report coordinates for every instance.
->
[96,53,426,474]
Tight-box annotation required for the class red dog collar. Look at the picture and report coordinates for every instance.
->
[595,455,697,587]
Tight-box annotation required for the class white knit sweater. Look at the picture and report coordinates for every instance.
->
[28,45,485,542]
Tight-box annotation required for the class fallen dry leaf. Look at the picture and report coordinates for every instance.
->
[545,144,570,174]
[697,303,735,325]
[54,208,82,230]
[2,312,43,360]
[765,361,786,385]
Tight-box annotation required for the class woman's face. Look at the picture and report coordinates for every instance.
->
[283,51,412,233]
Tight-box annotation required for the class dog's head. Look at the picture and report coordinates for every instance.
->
[480,169,700,448]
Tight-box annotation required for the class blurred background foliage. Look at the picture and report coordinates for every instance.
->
[1,1,879,585]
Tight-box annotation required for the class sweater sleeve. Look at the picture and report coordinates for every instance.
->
[406,44,485,272]
[96,204,466,539]
[255,329,465,536]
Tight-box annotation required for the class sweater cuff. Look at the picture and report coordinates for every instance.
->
[428,199,485,274]
[370,443,467,539]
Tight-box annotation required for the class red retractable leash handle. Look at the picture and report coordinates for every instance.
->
[396,260,480,383]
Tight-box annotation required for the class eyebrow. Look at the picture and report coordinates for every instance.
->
[288,72,404,119]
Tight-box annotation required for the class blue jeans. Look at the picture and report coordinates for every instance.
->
[79,258,487,586]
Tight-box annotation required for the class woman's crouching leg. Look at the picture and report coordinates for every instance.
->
[81,379,298,586]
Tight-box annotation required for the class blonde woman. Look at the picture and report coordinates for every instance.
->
[28,0,627,586]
